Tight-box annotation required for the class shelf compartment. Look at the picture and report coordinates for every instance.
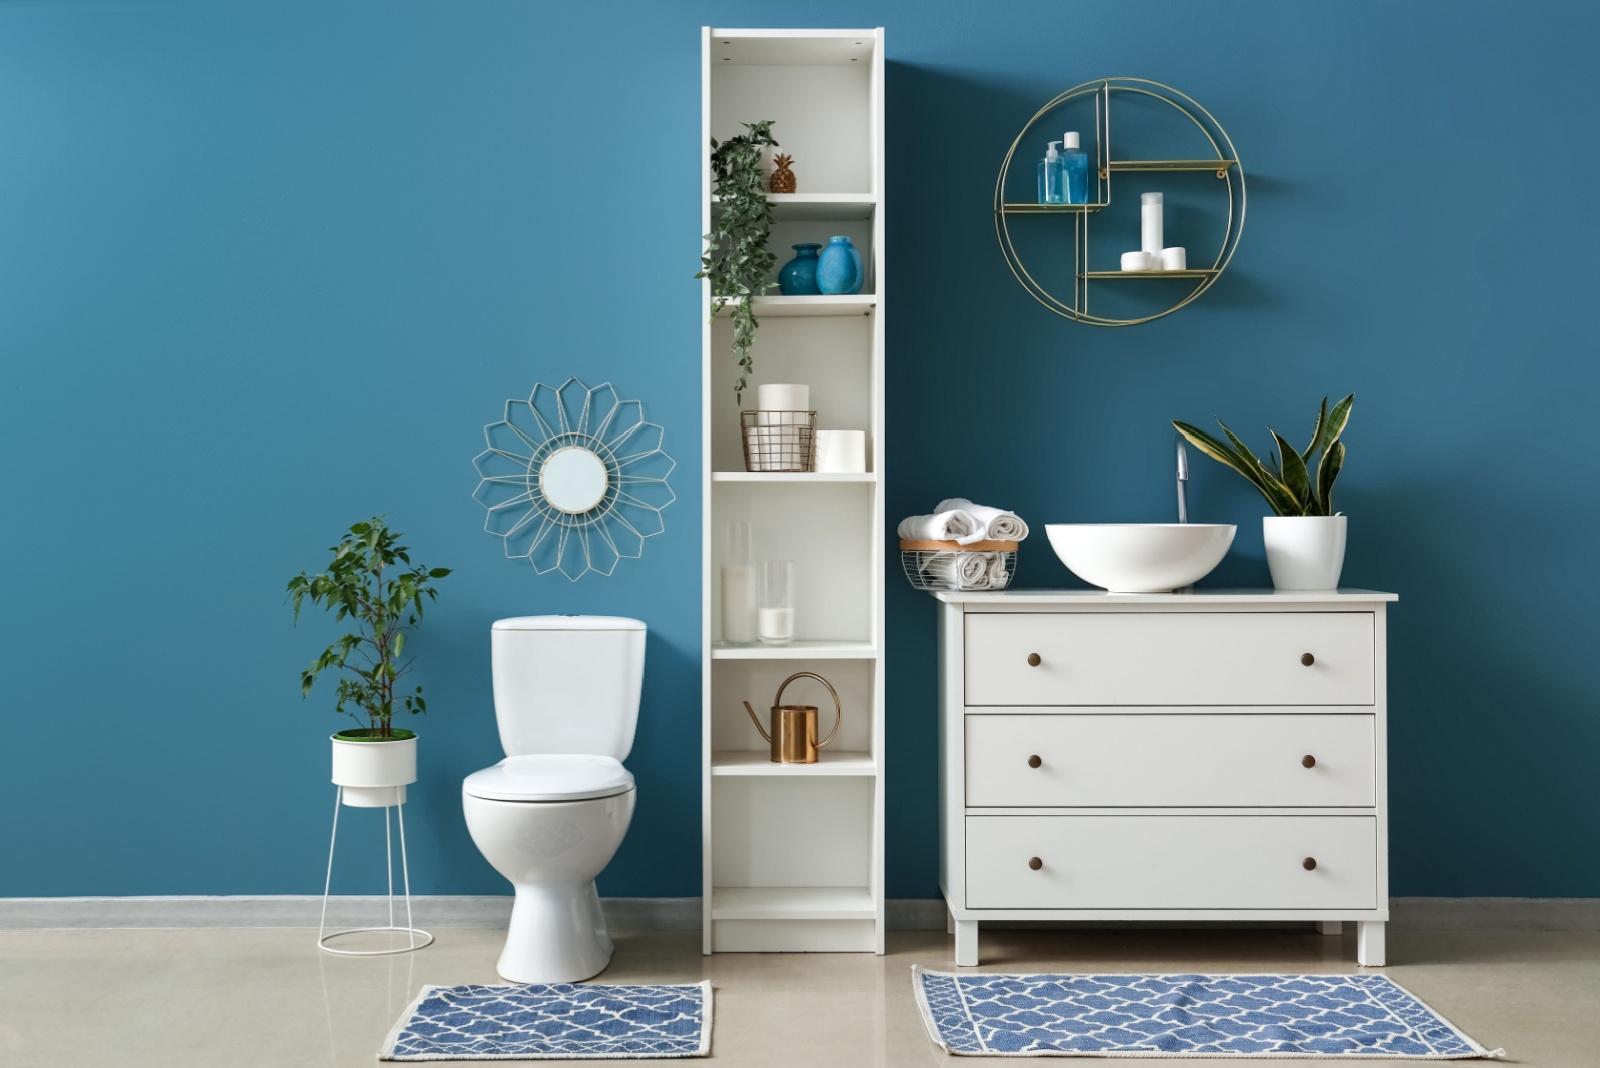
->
[711,640,877,659]
[714,192,876,221]
[712,471,875,483]
[1106,158,1237,177]
[711,750,876,775]
[1080,269,1220,280]
[710,886,875,921]
[998,202,1107,215]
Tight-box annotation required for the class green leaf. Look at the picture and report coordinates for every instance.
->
[1270,429,1311,511]
[1216,422,1303,516]
[1304,393,1353,462]
[1317,440,1345,514]
[1301,396,1327,463]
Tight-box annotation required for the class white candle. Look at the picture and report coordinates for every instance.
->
[721,565,757,643]
[1161,246,1187,271]
[1141,192,1163,258]
[758,606,795,646]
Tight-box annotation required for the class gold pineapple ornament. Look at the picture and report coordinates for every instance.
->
[769,154,797,194]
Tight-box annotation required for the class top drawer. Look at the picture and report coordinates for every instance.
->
[965,612,1375,706]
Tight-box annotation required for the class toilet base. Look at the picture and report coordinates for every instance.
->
[498,880,614,984]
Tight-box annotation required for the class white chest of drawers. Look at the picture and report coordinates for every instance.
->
[936,588,1397,967]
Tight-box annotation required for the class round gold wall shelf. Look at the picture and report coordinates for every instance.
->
[994,77,1245,325]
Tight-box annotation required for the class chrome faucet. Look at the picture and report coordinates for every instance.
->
[1175,434,1190,524]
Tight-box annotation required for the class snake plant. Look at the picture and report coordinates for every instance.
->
[1173,394,1353,517]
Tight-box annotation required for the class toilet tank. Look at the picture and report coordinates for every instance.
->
[490,616,646,760]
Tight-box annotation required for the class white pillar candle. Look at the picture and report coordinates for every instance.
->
[815,429,867,473]
[756,383,809,412]
[758,606,795,645]
[1161,246,1187,271]
[720,564,757,643]
[1141,192,1163,258]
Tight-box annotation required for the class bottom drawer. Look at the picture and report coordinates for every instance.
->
[966,815,1376,910]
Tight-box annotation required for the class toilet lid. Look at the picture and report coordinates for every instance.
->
[462,754,635,802]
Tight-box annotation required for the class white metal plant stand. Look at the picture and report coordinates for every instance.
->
[317,787,434,955]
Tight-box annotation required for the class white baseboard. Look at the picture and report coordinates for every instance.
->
[3,895,1597,932]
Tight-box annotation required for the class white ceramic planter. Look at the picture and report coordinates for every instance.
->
[331,733,417,808]
[1263,515,1347,590]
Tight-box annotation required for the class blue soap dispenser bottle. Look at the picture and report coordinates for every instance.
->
[1061,131,1089,204]
[1037,140,1064,204]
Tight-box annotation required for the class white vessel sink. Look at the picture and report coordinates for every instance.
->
[1045,523,1237,593]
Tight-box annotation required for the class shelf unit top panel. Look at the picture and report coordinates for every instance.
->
[709,31,877,66]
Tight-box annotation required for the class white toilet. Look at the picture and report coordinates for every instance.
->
[462,615,644,983]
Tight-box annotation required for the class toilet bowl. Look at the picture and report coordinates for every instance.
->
[462,616,645,984]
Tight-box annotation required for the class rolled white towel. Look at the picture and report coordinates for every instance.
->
[898,509,983,545]
[935,498,1029,541]
[922,551,991,590]
[986,552,1011,589]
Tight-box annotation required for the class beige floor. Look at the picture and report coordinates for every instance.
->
[1,925,1594,1066]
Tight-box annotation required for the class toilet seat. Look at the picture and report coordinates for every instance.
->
[463,754,634,802]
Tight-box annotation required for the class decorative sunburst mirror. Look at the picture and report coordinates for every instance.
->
[471,377,675,581]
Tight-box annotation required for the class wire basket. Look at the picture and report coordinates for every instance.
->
[741,410,816,472]
[900,539,1018,592]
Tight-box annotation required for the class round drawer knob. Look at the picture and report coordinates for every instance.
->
[1027,653,1042,667]
[1302,754,1317,768]
[1303,857,1318,871]
[1027,754,1042,769]
[1301,652,1316,666]
[1028,857,1043,871]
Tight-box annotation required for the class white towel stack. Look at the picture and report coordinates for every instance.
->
[899,498,1029,591]
[896,508,983,545]
[935,498,1030,542]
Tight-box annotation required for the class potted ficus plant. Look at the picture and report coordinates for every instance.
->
[1174,394,1354,590]
[288,517,450,807]
[698,119,778,404]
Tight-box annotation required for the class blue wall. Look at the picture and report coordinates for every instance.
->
[3,1,1595,900]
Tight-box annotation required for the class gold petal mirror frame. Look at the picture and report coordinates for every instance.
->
[994,77,1246,325]
[471,377,676,581]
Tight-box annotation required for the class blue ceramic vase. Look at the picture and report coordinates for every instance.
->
[778,243,822,295]
[815,235,863,295]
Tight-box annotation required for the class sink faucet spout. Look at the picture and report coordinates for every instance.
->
[1175,434,1190,524]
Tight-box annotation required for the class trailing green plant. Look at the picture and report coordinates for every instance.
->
[697,119,778,404]
[1173,394,1354,517]
[287,517,451,739]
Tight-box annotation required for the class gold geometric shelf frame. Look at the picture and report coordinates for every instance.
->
[472,377,675,581]
[995,77,1246,325]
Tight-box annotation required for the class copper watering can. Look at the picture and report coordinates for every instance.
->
[743,672,843,764]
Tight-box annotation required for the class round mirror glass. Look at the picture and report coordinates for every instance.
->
[538,446,609,514]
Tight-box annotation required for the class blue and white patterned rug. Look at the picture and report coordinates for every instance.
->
[380,981,711,1060]
[915,968,1503,1058]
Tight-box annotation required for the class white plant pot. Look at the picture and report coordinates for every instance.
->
[331,733,417,808]
[1263,515,1347,591]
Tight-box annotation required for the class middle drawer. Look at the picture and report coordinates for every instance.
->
[966,713,1376,808]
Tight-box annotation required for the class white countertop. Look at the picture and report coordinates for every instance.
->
[933,587,1398,604]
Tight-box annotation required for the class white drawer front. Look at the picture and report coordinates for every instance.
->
[965,815,1377,909]
[965,714,1375,808]
[964,612,1374,706]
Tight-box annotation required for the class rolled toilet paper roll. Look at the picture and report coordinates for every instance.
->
[756,383,809,412]
[1121,250,1156,272]
[815,429,867,473]
[1161,246,1188,271]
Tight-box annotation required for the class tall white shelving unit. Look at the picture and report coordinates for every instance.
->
[701,27,886,954]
